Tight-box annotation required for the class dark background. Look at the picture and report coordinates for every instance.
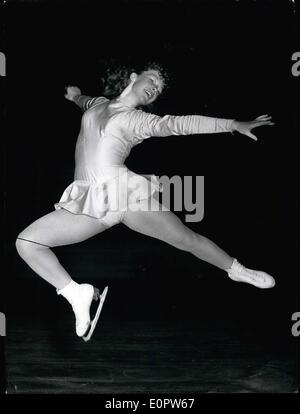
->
[1,0,298,383]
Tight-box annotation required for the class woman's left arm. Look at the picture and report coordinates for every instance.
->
[122,111,274,142]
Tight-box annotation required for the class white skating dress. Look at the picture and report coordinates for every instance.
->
[54,96,234,227]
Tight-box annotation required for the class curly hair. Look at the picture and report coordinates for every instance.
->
[101,59,170,99]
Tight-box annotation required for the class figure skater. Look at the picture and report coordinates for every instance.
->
[15,62,275,341]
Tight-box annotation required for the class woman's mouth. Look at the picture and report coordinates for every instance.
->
[144,89,154,99]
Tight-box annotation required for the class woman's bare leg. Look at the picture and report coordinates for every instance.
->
[122,198,275,289]
[15,209,108,290]
[122,198,233,270]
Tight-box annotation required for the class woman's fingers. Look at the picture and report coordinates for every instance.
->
[247,132,258,141]
[255,120,275,126]
[255,115,272,120]
[256,114,269,119]
[251,119,275,129]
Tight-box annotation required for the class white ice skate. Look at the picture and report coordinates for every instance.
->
[226,259,275,289]
[57,281,108,340]
[82,286,108,342]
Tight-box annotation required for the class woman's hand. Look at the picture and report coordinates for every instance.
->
[232,115,275,141]
[64,86,82,102]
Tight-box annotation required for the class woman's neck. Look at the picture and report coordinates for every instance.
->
[111,95,138,109]
[114,82,140,108]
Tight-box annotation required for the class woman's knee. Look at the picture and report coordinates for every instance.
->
[15,233,48,259]
[15,237,31,259]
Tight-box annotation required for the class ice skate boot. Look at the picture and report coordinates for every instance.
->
[226,259,275,289]
[57,280,108,340]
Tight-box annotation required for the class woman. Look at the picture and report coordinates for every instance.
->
[15,63,275,341]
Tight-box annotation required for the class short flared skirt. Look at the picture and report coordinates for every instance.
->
[54,169,162,219]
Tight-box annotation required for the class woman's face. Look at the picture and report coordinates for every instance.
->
[131,70,164,105]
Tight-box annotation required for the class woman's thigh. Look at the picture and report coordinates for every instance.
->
[17,209,108,247]
[121,197,195,248]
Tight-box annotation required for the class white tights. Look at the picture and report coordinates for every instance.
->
[15,197,233,290]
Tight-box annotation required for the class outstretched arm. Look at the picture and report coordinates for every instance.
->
[64,86,92,110]
[120,111,274,142]
[64,86,108,111]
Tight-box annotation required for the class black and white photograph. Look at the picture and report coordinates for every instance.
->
[0,0,299,400]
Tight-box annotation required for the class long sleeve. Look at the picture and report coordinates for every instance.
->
[73,95,108,111]
[119,110,235,143]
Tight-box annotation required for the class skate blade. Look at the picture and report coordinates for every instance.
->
[82,286,108,342]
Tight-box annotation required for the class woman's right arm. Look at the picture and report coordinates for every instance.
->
[64,86,103,111]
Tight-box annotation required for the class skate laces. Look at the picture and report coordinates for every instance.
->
[233,261,266,282]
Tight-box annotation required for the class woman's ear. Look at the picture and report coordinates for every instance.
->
[130,72,138,82]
